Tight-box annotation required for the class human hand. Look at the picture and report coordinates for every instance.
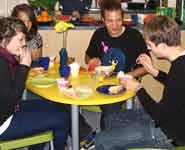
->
[136,53,159,77]
[88,57,101,71]
[19,47,31,67]
[119,77,142,92]
[72,11,81,19]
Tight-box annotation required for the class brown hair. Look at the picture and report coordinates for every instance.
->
[0,17,27,46]
[11,4,38,40]
[100,0,123,18]
[143,16,180,46]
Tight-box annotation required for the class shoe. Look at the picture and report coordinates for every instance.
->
[80,131,96,150]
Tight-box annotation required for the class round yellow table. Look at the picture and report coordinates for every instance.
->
[26,68,135,150]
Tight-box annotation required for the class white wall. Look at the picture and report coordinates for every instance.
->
[0,0,28,17]
[0,0,7,16]
[168,0,176,8]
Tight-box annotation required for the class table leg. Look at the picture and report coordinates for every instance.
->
[71,104,79,150]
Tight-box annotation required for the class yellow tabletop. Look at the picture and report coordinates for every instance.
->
[26,67,135,105]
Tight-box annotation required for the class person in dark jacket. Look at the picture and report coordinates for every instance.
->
[0,17,70,150]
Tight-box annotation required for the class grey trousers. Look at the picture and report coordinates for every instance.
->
[95,109,174,150]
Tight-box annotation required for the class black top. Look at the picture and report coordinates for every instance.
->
[86,26,148,72]
[0,55,29,126]
[137,55,185,145]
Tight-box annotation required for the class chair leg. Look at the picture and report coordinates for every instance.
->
[95,112,101,133]
[22,89,27,100]
[126,98,134,109]
[50,140,54,150]
[126,96,142,110]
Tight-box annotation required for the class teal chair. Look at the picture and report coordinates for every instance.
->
[0,130,54,150]
[80,106,102,113]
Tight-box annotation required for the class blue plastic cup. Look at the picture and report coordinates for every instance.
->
[59,65,71,78]
[39,57,50,70]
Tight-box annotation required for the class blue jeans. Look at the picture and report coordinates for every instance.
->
[95,109,174,150]
[25,90,92,139]
[0,100,70,150]
[26,90,44,100]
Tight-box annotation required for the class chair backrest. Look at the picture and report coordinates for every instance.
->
[0,130,53,150]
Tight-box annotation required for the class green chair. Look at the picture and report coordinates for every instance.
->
[171,146,185,150]
[81,105,102,132]
[128,146,185,150]
[0,130,54,150]
[128,148,168,150]
[80,106,102,113]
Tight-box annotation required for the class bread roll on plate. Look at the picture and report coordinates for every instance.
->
[108,85,123,94]
[30,67,45,77]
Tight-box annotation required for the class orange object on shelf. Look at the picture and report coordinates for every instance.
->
[42,16,49,22]
[37,10,53,22]
[41,10,49,17]
[36,16,42,22]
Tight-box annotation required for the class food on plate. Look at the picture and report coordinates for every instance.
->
[108,85,123,94]
[30,67,45,77]
[31,77,56,88]
[75,86,93,95]
[63,85,93,99]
